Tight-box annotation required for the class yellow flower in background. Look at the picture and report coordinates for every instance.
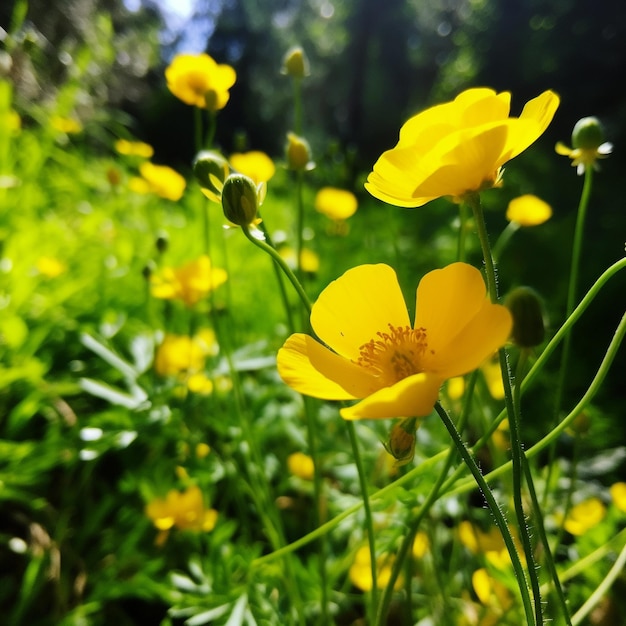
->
[610,482,626,513]
[349,545,403,591]
[287,452,315,480]
[472,568,513,621]
[36,256,67,278]
[481,357,504,400]
[230,151,276,185]
[2,109,21,133]
[564,498,606,535]
[114,138,154,158]
[459,520,522,569]
[279,246,320,273]
[412,531,430,559]
[314,187,358,221]
[50,115,83,134]
[286,132,314,171]
[131,162,186,201]
[145,485,218,545]
[365,88,559,208]
[165,53,236,111]
[278,263,511,421]
[506,194,552,226]
[151,255,227,307]
[154,334,205,377]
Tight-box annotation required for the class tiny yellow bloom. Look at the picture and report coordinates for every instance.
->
[481,357,504,400]
[151,255,227,307]
[277,263,512,421]
[281,46,310,79]
[114,138,154,158]
[287,452,315,480]
[36,256,66,278]
[349,545,403,592]
[186,372,214,395]
[196,443,211,459]
[506,194,552,226]
[134,162,186,201]
[366,88,559,208]
[154,334,205,377]
[459,520,523,568]
[286,132,314,171]
[610,483,626,513]
[412,531,430,559]
[229,151,276,185]
[314,187,358,221]
[472,568,513,612]
[279,247,320,273]
[447,376,465,400]
[564,497,606,535]
[50,115,83,134]
[165,53,236,111]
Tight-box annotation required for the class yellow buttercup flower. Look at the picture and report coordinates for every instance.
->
[36,256,67,278]
[132,162,186,201]
[610,482,626,513]
[165,53,236,111]
[279,246,320,273]
[287,452,315,481]
[230,151,276,185]
[154,334,206,377]
[349,545,403,592]
[114,138,154,158]
[506,194,552,226]
[314,187,358,220]
[151,255,227,307]
[277,263,512,421]
[563,497,606,535]
[365,88,559,208]
[50,115,83,134]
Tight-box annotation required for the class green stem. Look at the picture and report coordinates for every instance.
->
[194,106,203,153]
[292,78,303,135]
[295,170,305,281]
[492,221,520,262]
[205,109,217,149]
[457,201,469,262]
[434,401,536,626]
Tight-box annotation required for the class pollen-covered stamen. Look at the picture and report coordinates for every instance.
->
[355,324,428,385]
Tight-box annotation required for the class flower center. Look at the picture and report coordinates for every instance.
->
[355,324,429,386]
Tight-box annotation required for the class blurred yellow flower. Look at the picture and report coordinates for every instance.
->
[281,46,310,79]
[114,138,154,158]
[2,109,21,133]
[287,452,315,480]
[277,263,511,421]
[154,334,205,377]
[51,115,83,134]
[36,256,66,278]
[145,485,217,544]
[506,194,552,226]
[349,545,403,591]
[481,357,504,400]
[131,162,186,201]
[151,255,227,307]
[186,372,214,395]
[564,498,606,535]
[286,132,314,171]
[196,443,211,459]
[412,531,430,559]
[229,151,276,185]
[165,53,236,111]
[610,482,626,513]
[279,246,320,273]
[365,88,559,208]
[459,520,522,569]
[447,376,465,400]
[472,568,513,616]
[314,187,358,221]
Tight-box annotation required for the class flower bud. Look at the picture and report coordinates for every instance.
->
[505,286,546,348]
[193,150,229,194]
[282,46,310,79]
[155,230,169,254]
[384,417,419,466]
[572,117,606,150]
[286,132,313,171]
[221,173,259,226]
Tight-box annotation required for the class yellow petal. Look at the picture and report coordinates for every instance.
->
[340,372,442,420]
[310,264,410,360]
[277,334,377,400]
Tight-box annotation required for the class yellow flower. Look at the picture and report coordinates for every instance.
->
[279,247,320,273]
[287,452,315,480]
[50,115,83,134]
[412,531,430,559]
[610,483,626,513]
[459,520,522,569]
[229,151,276,185]
[564,498,606,535]
[145,485,218,542]
[165,53,236,111]
[132,162,186,201]
[365,88,559,208]
[286,132,314,171]
[154,334,205,377]
[481,357,504,400]
[506,194,552,226]
[277,263,511,421]
[349,545,403,592]
[281,46,310,79]
[114,138,154,158]
[314,187,358,220]
[472,568,513,615]
[151,255,227,307]
[36,256,66,278]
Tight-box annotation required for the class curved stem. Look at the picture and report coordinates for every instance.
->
[435,401,536,626]
[492,221,520,262]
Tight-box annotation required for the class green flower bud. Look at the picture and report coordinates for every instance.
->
[286,132,314,171]
[572,117,606,150]
[155,230,169,254]
[505,286,546,348]
[221,174,259,226]
[282,46,310,79]
[193,150,229,194]
[384,417,419,466]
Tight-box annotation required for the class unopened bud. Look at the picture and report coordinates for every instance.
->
[221,174,259,226]
[286,132,313,171]
[505,286,546,348]
[193,150,229,194]
[572,117,606,151]
[155,230,169,254]
[282,46,310,79]
[384,417,419,466]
